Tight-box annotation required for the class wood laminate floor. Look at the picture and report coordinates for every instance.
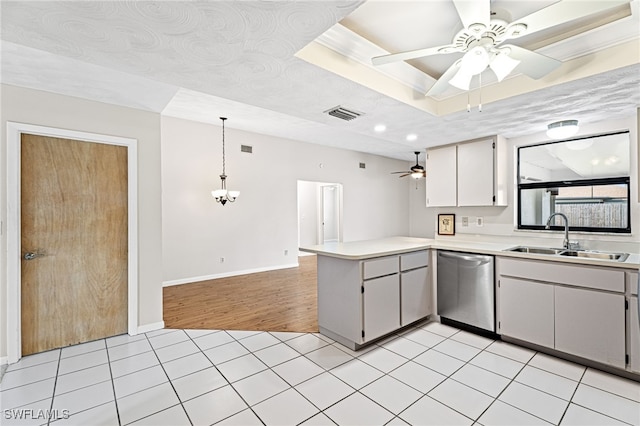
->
[163,255,318,333]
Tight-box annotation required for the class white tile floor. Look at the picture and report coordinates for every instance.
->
[1,320,639,426]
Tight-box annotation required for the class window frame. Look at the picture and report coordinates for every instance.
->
[516,132,631,234]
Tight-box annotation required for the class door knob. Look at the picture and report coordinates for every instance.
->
[23,251,45,260]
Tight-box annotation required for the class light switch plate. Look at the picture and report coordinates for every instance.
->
[476,217,484,227]
[461,216,469,227]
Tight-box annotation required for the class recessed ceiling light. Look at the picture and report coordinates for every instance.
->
[406,133,418,141]
[374,124,386,133]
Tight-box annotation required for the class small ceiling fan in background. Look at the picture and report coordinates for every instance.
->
[372,0,629,96]
[392,151,426,179]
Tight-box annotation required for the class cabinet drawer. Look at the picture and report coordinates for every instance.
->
[498,257,624,293]
[401,251,429,271]
[363,256,399,280]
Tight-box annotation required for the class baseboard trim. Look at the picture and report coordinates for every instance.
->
[163,262,300,287]
[136,321,165,334]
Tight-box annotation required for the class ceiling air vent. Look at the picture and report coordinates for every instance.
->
[324,105,363,121]
[241,145,253,153]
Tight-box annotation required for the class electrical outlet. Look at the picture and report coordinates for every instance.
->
[220,257,225,263]
[476,217,484,227]
[461,216,469,227]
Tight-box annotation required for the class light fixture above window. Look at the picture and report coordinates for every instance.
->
[211,117,240,206]
[547,120,579,139]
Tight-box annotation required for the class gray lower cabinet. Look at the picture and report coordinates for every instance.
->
[626,271,639,374]
[497,257,629,371]
[363,274,400,341]
[401,267,430,326]
[317,250,430,350]
[555,285,625,368]
[498,276,554,348]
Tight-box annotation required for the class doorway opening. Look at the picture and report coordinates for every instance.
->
[297,181,343,254]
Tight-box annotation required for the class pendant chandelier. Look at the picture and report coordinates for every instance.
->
[211,117,239,205]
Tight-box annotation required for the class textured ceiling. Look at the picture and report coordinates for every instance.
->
[1,1,639,162]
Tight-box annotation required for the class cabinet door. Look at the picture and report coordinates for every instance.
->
[629,296,640,373]
[426,145,457,207]
[555,286,626,368]
[457,138,494,206]
[363,274,400,342]
[498,277,554,348]
[401,267,430,326]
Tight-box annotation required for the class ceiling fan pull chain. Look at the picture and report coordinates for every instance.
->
[479,73,483,112]
[467,89,471,113]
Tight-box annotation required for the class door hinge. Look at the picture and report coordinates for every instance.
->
[626,354,629,365]
[498,321,501,331]
[625,299,629,310]
[362,330,365,339]
[492,195,496,203]
[498,280,500,288]
[492,142,495,149]
[361,286,364,294]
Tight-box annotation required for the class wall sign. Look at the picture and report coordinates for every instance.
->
[438,214,455,236]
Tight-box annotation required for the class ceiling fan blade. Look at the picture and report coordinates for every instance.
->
[372,44,458,66]
[398,173,411,178]
[502,45,561,79]
[391,171,411,174]
[426,60,463,96]
[452,0,490,31]
[511,0,630,37]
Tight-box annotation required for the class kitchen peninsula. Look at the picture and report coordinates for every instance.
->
[300,237,434,350]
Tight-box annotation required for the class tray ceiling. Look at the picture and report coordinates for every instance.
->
[1,1,638,161]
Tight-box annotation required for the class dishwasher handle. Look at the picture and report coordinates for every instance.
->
[438,251,493,265]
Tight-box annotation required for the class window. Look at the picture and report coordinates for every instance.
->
[517,131,631,233]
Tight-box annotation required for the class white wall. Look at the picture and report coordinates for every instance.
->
[298,180,322,249]
[0,84,164,360]
[409,114,640,246]
[161,116,411,284]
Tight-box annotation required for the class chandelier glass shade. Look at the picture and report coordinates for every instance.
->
[211,117,239,205]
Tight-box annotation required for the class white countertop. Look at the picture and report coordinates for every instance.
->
[300,236,640,269]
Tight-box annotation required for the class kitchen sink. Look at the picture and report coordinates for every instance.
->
[505,246,565,255]
[504,246,630,262]
[559,250,630,262]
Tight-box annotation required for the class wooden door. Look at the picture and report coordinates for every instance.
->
[21,134,128,355]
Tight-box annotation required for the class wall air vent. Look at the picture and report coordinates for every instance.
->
[359,163,366,169]
[241,145,253,153]
[324,105,364,121]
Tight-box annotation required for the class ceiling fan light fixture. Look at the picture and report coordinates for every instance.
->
[449,68,473,90]
[461,46,490,75]
[489,51,520,82]
[547,120,579,139]
[411,172,424,179]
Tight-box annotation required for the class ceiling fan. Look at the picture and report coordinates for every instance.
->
[372,0,629,96]
[392,151,426,179]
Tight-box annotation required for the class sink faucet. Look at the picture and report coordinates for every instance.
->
[545,213,577,250]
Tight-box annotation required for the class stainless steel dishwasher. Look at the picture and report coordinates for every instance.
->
[437,251,495,333]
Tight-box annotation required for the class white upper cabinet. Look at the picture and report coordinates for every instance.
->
[426,136,507,207]
[425,145,457,207]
